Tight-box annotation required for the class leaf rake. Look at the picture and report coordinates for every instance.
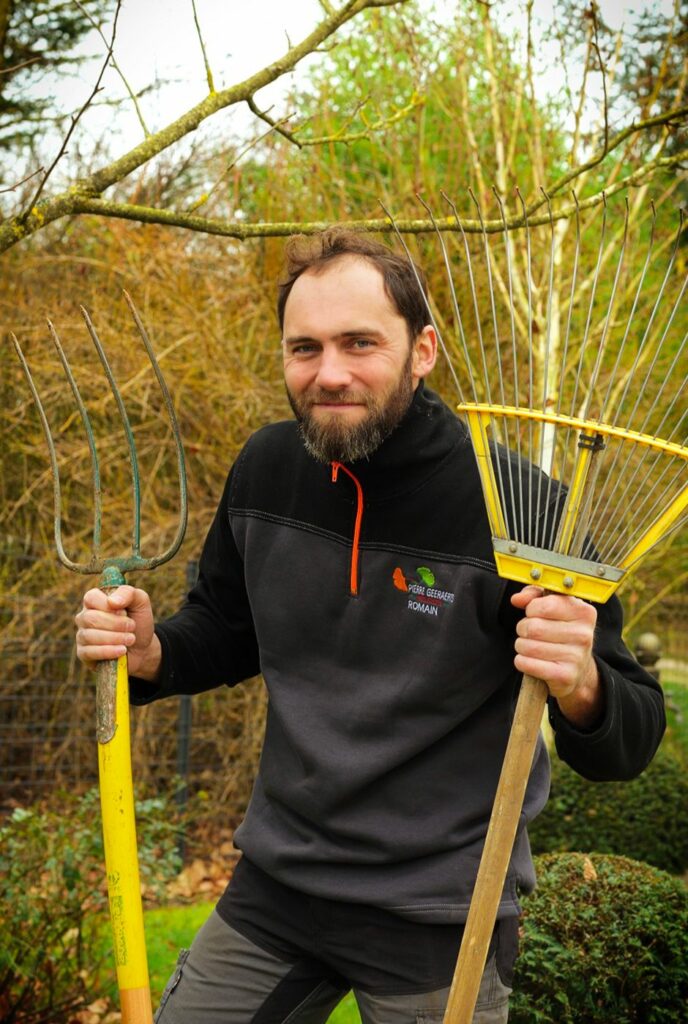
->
[386,189,687,1023]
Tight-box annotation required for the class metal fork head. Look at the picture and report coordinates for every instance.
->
[11,292,187,586]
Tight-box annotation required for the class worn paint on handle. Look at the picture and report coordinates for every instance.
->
[97,654,153,1023]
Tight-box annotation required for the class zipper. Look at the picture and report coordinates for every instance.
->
[331,461,364,596]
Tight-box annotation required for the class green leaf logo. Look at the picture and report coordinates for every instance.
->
[417,566,435,586]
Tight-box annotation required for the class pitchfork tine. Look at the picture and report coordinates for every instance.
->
[80,305,142,559]
[47,318,103,558]
[10,331,77,572]
[122,290,188,568]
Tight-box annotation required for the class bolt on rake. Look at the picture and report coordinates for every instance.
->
[11,292,187,1024]
[386,189,687,1024]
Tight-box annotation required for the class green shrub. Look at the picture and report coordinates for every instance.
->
[511,853,688,1024]
[528,746,688,873]
[0,788,182,1023]
[664,682,688,757]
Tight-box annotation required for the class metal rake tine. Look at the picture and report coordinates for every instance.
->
[582,194,629,424]
[413,193,472,404]
[10,332,81,573]
[535,188,558,549]
[80,305,142,558]
[122,290,188,568]
[466,188,516,538]
[493,188,526,542]
[514,186,536,547]
[574,193,609,425]
[587,272,688,558]
[598,198,653,424]
[47,318,102,557]
[379,199,466,405]
[582,204,663,547]
[609,208,684,428]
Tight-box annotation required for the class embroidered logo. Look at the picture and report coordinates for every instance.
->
[392,565,455,617]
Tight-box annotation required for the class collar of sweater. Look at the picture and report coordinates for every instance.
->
[325,382,469,503]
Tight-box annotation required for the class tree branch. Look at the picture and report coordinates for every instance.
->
[588,2,609,159]
[0,55,42,75]
[527,104,688,214]
[0,167,44,194]
[74,0,149,137]
[59,147,686,242]
[20,0,123,216]
[247,96,302,147]
[191,0,215,94]
[0,0,408,252]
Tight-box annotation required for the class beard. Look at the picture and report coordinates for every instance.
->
[286,354,414,464]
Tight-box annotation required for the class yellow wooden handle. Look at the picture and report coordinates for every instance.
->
[97,655,153,1023]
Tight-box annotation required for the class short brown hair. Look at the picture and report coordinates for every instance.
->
[277,228,429,341]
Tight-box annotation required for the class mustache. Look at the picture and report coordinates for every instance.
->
[302,389,373,407]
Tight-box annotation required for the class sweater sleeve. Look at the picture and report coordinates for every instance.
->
[546,593,665,781]
[129,460,259,705]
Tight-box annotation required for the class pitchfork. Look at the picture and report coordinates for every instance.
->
[11,293,187,1024]
[386,191,687,1023]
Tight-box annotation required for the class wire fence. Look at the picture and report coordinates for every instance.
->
[1,558,686,813]
[0,557,266,820]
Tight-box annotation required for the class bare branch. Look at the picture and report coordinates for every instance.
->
[74,0,149,137]
[528,104,688,212]
[21,0,123,215]
[0,56,41,75]
[588,2,609,158]
[300,93,423,146]
[0,167,44,194]
[191,0,215,94]
[247,96,302,147]
[186,116,297,213]
[62,147,686,241]
[0,0,409,253]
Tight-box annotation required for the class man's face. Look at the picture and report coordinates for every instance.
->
[282,256,436,463]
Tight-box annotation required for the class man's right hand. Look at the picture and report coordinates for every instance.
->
[75,585,162,682]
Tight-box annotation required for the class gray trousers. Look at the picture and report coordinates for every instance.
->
[155,910,511,1024]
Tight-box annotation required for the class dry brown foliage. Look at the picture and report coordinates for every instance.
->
[1,217,294,818]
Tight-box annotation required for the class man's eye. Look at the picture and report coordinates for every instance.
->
[352,338,374,349]
[292,344,317,354]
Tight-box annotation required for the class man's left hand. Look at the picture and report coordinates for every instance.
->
[510,586,604,729]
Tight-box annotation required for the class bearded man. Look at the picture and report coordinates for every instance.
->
[75,229,665,1024]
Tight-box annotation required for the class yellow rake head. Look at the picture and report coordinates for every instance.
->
[387,191,687,604]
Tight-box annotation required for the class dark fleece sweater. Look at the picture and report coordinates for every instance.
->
[130,384,665,923]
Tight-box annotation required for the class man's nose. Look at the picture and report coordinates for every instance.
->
[314,347,353,391]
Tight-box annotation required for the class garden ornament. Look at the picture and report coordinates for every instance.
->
[12,293,187,1024]
[387,190,687,1024]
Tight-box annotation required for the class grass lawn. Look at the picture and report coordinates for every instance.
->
[97,902,362,1022]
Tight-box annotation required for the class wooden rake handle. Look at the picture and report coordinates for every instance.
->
[443,674,549,1024]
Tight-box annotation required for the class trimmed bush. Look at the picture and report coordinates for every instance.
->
[0,788,182,1023]
[528,746,688,873]
[511,853,688,1024]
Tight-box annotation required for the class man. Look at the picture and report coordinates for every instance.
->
[75,229,665,1023]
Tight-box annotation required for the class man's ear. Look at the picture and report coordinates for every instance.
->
[412,325,438,383]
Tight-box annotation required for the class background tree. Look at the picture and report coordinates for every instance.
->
[0,0,685,252]
[0,0,116,177]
